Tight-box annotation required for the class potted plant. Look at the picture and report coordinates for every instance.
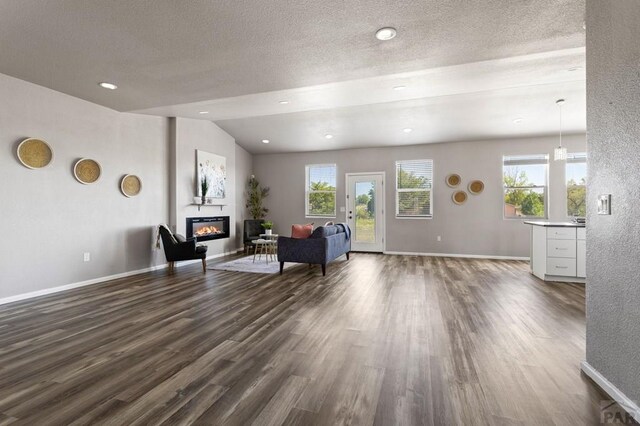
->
[246,175,269,219]
[200,175,210,205]
[262,221,273,235]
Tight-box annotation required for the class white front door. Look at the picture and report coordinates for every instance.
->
[346,173,385,252]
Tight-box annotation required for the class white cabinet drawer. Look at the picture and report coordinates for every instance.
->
[577,240,586,278]
[547,227,576,240]
[577,227,586,240]
[547,257,577,277]
[547,239,576,258]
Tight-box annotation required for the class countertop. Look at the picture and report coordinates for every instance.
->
[523,221,585,227]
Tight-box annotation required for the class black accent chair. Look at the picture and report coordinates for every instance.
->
[159,225,208,273]
[243,219,265,253]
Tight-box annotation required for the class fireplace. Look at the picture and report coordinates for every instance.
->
[186,216,230,242]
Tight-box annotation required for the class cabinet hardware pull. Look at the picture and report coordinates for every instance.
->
[556,248,568,250]
[556,266,568,269]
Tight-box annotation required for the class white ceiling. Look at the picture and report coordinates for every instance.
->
[0,0,586,153]
[137,48,586,153]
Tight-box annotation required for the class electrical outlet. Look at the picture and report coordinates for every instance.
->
[437,236,442,242]
[83,252,91,262]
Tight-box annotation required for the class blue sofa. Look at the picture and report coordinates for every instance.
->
[277,223,351,276]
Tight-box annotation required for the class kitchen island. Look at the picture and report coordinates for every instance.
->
[524,221,585,283]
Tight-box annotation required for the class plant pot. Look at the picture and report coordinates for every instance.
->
[201,196,207,205]
[265,229,272,235]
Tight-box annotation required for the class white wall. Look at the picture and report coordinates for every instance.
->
[253,134,586,257]
[0,73,169,299]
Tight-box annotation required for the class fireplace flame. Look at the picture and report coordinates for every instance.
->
[195,226,221,236]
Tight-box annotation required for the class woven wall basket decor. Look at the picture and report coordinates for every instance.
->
[452,191,468,205]
[468,180,485,195]
[120,174,142,197]
[446,174,462,188]
[17,138,53,169]
[73,158,102,184]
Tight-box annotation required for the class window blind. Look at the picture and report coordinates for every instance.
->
[396,159,433,217]
[396,160,433,189]
[503,154,548,166]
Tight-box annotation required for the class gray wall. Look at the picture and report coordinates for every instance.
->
[0,73,169,299]
[254,134,586,257]
[0,74,251,301]
[235,144,253,247]
[172,117,245,254]
[585,0,640,403]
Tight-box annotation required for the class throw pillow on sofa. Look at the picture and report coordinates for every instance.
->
[309,225,338,239]
[291,223,313,239]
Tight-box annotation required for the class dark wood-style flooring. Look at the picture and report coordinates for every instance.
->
[0,254,609,425]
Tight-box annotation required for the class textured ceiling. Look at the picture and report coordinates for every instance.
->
[0,0,586,152]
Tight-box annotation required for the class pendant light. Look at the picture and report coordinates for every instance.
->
[554,99,567,161]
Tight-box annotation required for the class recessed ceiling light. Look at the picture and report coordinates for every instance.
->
[375,27,397,41]
[403,128,413,133]
[513,118,524,124]
[325,134,334,139]
[198,111,209,114]
[393,85,406,91]
[279,100,289,105]
[98,82,117,90]
[262,139,270,144]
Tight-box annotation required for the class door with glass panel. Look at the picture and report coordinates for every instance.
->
[346,173,385,252]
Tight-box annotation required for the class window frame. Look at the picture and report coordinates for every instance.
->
[566,152,587,218]
[502,154,549,220]
[395,159,434,219]
[305,163,337,218]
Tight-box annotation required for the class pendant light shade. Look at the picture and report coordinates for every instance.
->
[554,99,567,161]
[554,146,567,161]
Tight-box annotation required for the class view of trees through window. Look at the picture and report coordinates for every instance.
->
[355,181,375,242]
[396,160,433,217]
[503,155,547,218]
[306,165,336,216]
[305,155,582,220]
[566,153,587,217]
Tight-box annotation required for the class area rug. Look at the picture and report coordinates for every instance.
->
[208,256,298,274]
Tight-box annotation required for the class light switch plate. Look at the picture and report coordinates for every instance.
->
[597,194,611,215]
[340,206,346,213]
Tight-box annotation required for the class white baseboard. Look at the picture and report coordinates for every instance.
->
[581,360,640,422]
[383,251,529,261]
[0,248,241,306]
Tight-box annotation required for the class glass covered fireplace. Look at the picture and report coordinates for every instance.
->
[186,216,230,242]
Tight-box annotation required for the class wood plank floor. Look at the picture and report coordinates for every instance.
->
[0,254,610,425]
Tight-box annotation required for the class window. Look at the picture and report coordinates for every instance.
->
[503,154,548,218]
[566,152,587,217]
[306,164,336,217]
[396,159,433,217]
